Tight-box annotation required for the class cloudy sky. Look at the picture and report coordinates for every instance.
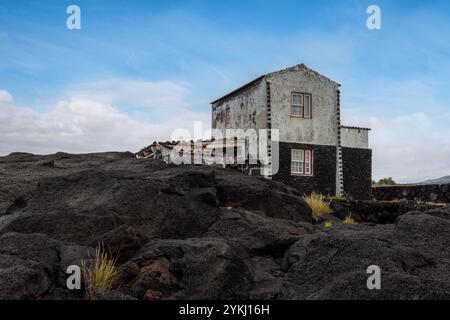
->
[0,0,449,183]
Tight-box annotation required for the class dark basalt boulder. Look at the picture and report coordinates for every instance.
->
[90,225,149,263]
[0,233,60,300]
[215,171,312,222]
[205,208,314,257]
[279,213,450,299]
[117,238,252,300]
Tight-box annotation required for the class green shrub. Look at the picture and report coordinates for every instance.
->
[323,220,333,228]
[375,177,396,185]
[330,195,346,201]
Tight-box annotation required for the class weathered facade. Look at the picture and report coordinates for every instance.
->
[211,64,372,199]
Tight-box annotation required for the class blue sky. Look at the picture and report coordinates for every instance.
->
[0,0,449,182]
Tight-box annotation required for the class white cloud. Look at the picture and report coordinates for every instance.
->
[342,108,450,183]
[0,81,210,156]
[67,78,190,110]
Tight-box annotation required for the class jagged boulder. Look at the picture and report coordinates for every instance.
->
[279,213,450,299]
[0,233,60,300]
[117,238,252,300]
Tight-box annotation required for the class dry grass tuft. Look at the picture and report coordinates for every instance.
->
[343,215,357,225]
[81,243,119,300]
[303,192,332,221]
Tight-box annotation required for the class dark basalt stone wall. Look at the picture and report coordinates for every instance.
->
[330,199,421,224]
[342,147,372,200]
[373,184,450,203]
[273,142,336,196]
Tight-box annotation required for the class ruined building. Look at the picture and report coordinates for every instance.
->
[211,64,372,199]
[137,64,372,199]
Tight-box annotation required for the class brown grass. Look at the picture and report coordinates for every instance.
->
[343,215,357,225]
[81,243,119,300]
[303,192,332,221]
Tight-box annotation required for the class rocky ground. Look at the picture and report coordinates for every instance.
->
[0,152,449,300]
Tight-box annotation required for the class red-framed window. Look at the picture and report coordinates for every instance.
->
[291,149,313,176]
[291,92,312,118]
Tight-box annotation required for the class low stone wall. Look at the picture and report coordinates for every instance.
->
[372,184,450,203]
[330,199,447,224]
[331,199,417,224]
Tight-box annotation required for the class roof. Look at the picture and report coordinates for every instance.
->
[341,125,371,131]
[210,75,265,105]
[210,63,340,105]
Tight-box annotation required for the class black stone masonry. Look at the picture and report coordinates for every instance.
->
[342,147,372,200]
[273,142,337,197]
[272,143,372,199]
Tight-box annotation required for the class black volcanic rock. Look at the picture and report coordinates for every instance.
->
[0,152,449,300]
[0,153,311,244]
[0,233,60,299]
[280,214,450,299]
[117,238,252,300]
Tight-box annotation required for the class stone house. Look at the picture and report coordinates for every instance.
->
[211,64,372,199]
